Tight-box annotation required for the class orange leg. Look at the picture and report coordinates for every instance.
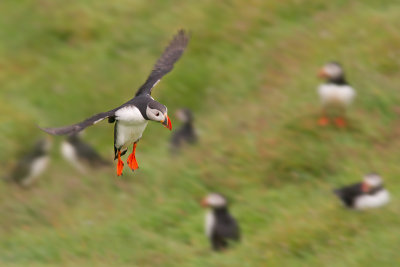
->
[127,143,139,170]
[334,117,346,128]
[116,151,124,176]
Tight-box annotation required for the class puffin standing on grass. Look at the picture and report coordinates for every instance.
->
[201,193,240,251]
[317,62,355,127]
[40,30,189,176]
[7,138,52,187]
[170,108,197,153]
[334,173,390,210]
[61,134,111,173]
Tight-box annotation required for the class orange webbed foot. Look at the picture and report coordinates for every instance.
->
[127,153,139,170]
[116,151,124,176]
[127,143,139,171]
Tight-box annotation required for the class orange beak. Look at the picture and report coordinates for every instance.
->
[201,198,208,208]
[318,68,329,79]
[161,114,172,130]
[361,182,370,193]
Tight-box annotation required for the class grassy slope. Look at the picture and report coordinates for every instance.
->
[1,0,400,266]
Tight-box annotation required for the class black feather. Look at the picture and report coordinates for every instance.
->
[135,29,189,96]
[40,110,117,136]
[210,207,240,251]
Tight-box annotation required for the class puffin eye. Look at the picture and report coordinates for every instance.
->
[156,112,160,117]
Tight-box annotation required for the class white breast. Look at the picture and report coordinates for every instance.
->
[116,122,148,149]
[60,141,87,173]
[354,190,390,210]
[22,156,50,186]
[318,84,355,107]
[115,106,148,149]
[115,106,146,123]
[205,211,215,238]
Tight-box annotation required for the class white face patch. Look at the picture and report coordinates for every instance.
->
[146,106,165,122]
[204,193,227,208]
[176,109,190,123]
[322,63,343,79]
[364,174,383,187]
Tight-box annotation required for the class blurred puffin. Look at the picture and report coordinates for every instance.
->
[317,62,355,127]
[8,138,52,187]
[201,193,240,251]
[170,108,197,153]
[334,173,390,210]
[61,134,111,173]
[40,30,189,176]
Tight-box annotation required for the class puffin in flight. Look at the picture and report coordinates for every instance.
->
[41,30,189,176]
[333,173,390,210]
[201,193,240,251]
[317,62,356,127]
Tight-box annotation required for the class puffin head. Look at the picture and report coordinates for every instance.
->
[201,193,228,209]
[176,108,193,123]
[361,173,383,193]
[146,100,172,130]
[318,62,344,81]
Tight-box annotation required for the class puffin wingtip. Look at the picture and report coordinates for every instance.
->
[176,29,190,42]
[37,124,51,134]
[36,124,61,136]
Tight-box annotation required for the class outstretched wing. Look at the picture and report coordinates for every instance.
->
[40,30,188,135]
[40,110,116,136]
[135,29,189,97]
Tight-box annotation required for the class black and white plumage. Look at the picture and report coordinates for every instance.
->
[334,173,390,210]
[170,108,197,153]
[40,30,189,175]
[61,134,111,173]
[201,193,240,251]
[7,138,52,187]
[317,62,355,127]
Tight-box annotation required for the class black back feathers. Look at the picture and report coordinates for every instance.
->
[211,208,240,251]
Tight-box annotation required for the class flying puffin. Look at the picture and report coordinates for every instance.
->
[317,62,355,127]
[40,30,189,176]
[201,193,240,251]
[61,134,111,173]
[170,108,197,153]
[333,173,390,210]
[7,138,52,187]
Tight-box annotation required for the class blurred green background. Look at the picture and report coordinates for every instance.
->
[1,0,400,266]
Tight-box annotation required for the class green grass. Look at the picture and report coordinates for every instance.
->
[1,0,400,266]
